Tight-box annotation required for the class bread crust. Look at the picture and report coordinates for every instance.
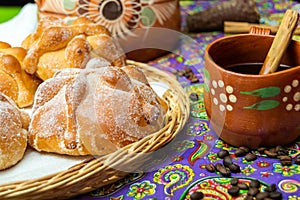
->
[0,93,29,170]
[0,42,41,108]
[22,16,126,80]
[29,65,166,156]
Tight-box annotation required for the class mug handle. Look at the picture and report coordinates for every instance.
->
[249,26,271,35]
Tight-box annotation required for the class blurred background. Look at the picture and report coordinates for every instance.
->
[0,0,34,5]
[0,0,34,23]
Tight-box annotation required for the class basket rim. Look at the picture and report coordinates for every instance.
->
[0,60,190,200]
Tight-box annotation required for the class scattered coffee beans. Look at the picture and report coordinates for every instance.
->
[244,195,254,200]
[217,150,229,159]
[269,191,283,200]
[249,179,261,188]
[205,163,215,173]
[239,146,250,153]
[295,155,300,165]
[228,163,241,173]
[247,187,259,196]
[264,148,278,158]
[223,156,233,167]
[228,186,240,196]
[174,68,199,83]
[234,148,248,157]
[226,178,283,200]
[190,191,204,200]
[215,163,231,177]
[276,145,289,156]
[230,178,239,186]
[189,93,199,101]
[265,183,277,193]
[245,153,257,162]
[255,192,269,200]
[278,155,292,166]
[237,182,249,190]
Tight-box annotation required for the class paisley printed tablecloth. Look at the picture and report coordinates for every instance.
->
[76,1,300,199]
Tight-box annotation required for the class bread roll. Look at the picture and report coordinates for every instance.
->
[21,16,126,81]
[28,63,166,156]
[0,41,41,108]
[0,93,29,170]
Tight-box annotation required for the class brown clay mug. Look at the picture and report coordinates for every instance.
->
[203,28,300,148]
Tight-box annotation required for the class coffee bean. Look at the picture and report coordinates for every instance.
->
[245,153,257,162]
[217,150,229,159]
[190,191,204,200]
[269,191,283,200]
[264,149,278,158]
[205,163,215,173]
[295,155,300,165]
[215,163,231,177]
[239,146,250,153]
[255,192,269,200]
[244,195,254,200]
[275,145,288,155]
[281,160,293,166]
[228,163,241,173]
[277,150,288,156]
[275,145,289,156]
[279,155,292,166]
[185,68,192,73]
[189,93,199,101]
[228,186,240,196]
[190,76,199,83]
[230,178,239,186]
[234,148,247,157]
[237,182,249,190]
[257,147,267,154]
[215,163,223,171]
[223,156,233,167]
[265,184,277,192]
[247,187,259,196]
[249,179,261,188]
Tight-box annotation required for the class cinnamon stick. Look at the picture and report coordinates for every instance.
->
[259,9,299,75]
[224,21,300,35]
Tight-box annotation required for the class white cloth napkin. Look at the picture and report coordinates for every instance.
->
[0,3,38,46]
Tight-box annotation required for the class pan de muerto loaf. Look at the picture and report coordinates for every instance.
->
[21,16,126,81]
[0,41,41,108]
[0,93,30,170]
[28,62,167,156]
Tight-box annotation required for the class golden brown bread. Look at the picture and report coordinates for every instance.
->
[21,16,126,81]
[0,93,29,170]
[0,41,41,108]
[28,63,167,156]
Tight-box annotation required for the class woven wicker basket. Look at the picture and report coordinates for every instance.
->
[0,60,190,200]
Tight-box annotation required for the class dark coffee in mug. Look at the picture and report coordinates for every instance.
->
[225,63,291,74]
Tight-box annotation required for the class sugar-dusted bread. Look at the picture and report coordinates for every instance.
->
[21,16,126,81]
[0,41,41,108]
[28,62,167,155]
[0,93,29,170]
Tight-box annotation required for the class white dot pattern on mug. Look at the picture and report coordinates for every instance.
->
[295,104,300,111]
[294,92,300,102]
[226,86,233,94]
[210,79,237,112]
[211,88,215,95]
[282,79,300,111]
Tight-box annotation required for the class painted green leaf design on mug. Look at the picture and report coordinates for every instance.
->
[240,87,280,98]
[203,68,210,92]
[244,100,280,110]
